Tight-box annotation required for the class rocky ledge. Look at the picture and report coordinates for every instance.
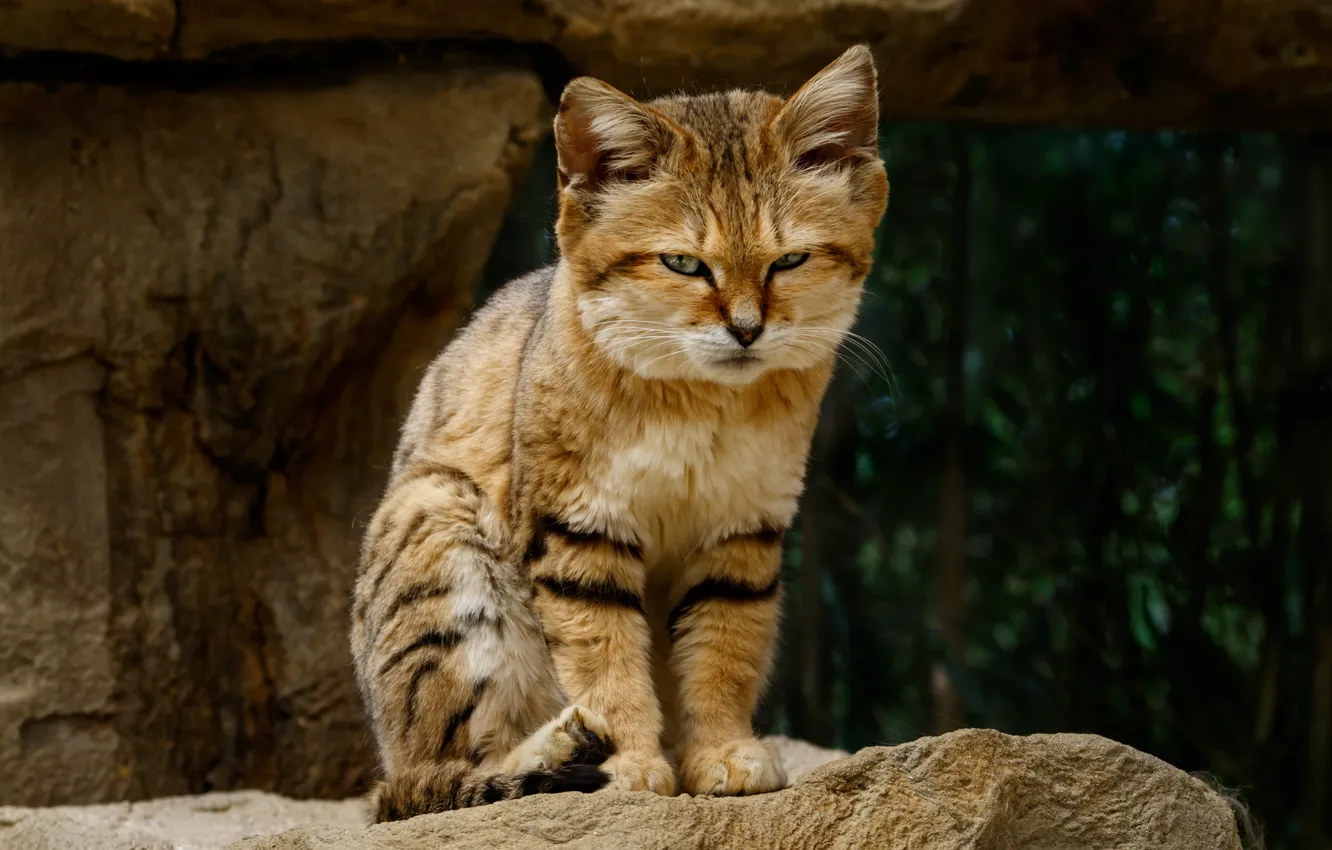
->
[0,729,1241,850]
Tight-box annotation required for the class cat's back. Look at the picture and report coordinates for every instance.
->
[390,265,555,505]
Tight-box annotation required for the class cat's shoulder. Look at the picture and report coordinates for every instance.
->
[436,263,556,359]
[479,264,557,320]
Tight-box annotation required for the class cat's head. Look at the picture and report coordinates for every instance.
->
[552,45,889,386]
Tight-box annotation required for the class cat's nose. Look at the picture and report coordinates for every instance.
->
[727,322,764,348]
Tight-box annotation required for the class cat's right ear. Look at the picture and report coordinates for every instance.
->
[772,44,880,171]
[554,78,673,192]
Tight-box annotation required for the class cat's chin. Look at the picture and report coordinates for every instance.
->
[688,353,773,386]
[620,352,771,386]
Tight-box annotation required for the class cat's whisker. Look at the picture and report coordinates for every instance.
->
[833,346,892,387]
[802,326,893,373]
[788,332,886,387]
[593,328,680,344]
[584,314,680,331]
[839,341,897,395]
[839,331,895,376]
[598,326,687,340]
[638,343,688,373]
[596,328,688,347]
[591,320,680,332]
[833,337,892,382]
[618,342,682,364]
[603,334,686,360]
[794,327,896,392]
[786,338,872,384]
[610,332,689,344]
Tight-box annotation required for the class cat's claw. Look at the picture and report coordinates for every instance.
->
[602,751,676,795]
[681,739,786,796]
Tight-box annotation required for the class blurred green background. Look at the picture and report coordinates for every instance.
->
[479,128,1331,850]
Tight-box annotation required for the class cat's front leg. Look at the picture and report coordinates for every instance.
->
[527,515,675,795]
[668,527,788,796]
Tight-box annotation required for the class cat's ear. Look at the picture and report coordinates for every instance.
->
[772,44,879,170]
[555,77,674,190]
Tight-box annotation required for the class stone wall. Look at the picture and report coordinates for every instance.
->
[0,56,548,805]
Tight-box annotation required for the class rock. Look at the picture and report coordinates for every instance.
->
[0,58,549,806]
[0,790,369,850]
[756,734,848,783]
[175,1,559,62]
[0,731,1242,850]
[5,0,1332,128]
[0,735,835,848]
[0,0,175,59]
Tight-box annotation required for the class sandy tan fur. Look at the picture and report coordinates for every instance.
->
[351,45,889,819]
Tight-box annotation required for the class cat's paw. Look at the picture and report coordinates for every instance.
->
[680,739,786,796]
[503,704,615,773]
[602,751,676,795]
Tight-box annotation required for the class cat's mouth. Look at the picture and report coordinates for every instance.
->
[715,352,761,368]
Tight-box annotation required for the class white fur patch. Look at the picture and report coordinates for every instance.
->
[565,414,805,563]
[454,556,561,751]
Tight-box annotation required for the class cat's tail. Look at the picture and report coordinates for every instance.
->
[372,761,610,821]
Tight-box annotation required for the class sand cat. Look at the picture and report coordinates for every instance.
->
[350,45,888,821]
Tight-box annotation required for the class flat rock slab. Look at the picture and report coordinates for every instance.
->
[0,730,1240,850]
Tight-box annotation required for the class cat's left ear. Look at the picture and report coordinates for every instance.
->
[772,44,880,170]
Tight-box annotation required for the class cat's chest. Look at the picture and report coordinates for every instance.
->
[590,414,809,560]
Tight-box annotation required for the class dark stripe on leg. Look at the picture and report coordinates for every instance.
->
[717,522,787,548]
[379,629,463,676]
[667,575,781,640]
[359,467,497,621]
[440,679,489,757]
[365,510,431,609]
[381,581,452,629]
[370,536,499,627]
[403,660,438,736]
[534,515,644,561]
[394,462,480,490]
[454,609,500,631]
[522,527,548,566]
[534,576,644,613]
[439,703,477,757]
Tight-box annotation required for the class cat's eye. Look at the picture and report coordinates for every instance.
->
[770,252,810,272]
[661,254,709,277]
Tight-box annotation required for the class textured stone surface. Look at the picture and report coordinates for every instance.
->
[0,0,174,58]
[0,731,1242,850]
[0,736,843,848]
[5,0,1332,128]
[0,790,370,850]
[0,58,549,806]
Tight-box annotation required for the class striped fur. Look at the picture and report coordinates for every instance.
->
[351,45,888,819]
